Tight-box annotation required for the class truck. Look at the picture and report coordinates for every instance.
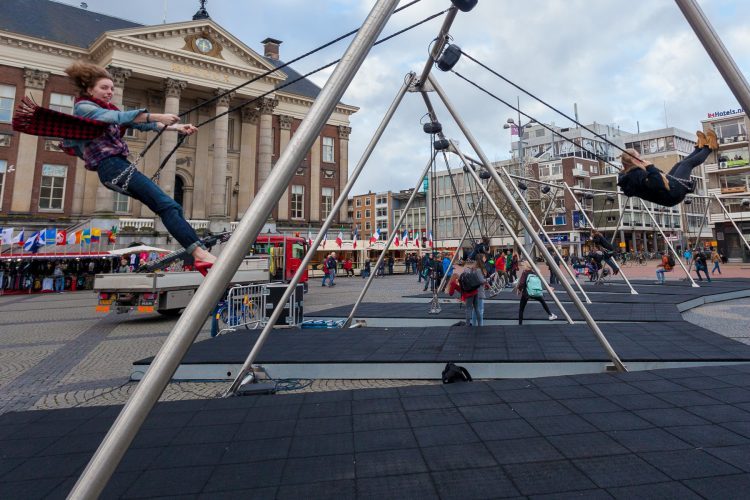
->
[94,235,309,315]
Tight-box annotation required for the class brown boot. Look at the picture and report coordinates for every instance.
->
[706,129,719,150]
[696,131,708,149]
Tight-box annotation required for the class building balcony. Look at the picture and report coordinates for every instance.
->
[719,134,748,146]
[710,210,750,224]
[118,218,154,231]
[572,168,589,178]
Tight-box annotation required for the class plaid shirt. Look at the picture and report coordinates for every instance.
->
[64,101,158,170]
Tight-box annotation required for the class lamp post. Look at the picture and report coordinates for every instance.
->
[504,116,535,254]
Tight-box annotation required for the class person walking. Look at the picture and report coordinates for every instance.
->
[387,255,394,275]
[711,248,722,275]
[516,261,557,325]
[472,257,489,326]
[53,263,65,293]
[693,249,711,282]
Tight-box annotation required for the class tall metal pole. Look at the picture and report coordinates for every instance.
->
[684,197,713,275]
[428,74,626,371]
[560,183,639,295]
[436,197,484,294]
[675,0,750,113]
[641,202,700,287]
[344,154,437,327]
[516,99,534,255]
[226,73,416,396]
[713,194,750,254]
[449,144,574,324]
[67,2,399,498]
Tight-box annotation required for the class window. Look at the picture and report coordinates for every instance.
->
[291,185,304,219]
[535,128,545,138]
[356,199,361,207]
[365,221,371,231]
[356,210,361,219]
[49,93,74,115]
[590,163,599,174]
[39,164,67,210]
[321,187,334,218]
[376,208,387,217]
[715,120,747,140]
[228,118,236,150]
[112,192,130,213]
[376,196,387,205]
[365,209,371,218]
[0,85,15,123]
[322,136,335,163]
[0,160,5,210]
[123,104,140,138]
[365,198,371,206]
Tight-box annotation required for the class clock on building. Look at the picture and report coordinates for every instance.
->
[195,37,213,53]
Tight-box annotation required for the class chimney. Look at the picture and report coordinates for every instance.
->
[261,37,283,60]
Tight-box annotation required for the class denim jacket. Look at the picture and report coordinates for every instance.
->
[62,100,159,170]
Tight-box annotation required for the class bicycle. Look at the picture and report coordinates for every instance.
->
[212,293,264,337]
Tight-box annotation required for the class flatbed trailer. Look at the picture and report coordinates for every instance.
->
[94,258,270,315]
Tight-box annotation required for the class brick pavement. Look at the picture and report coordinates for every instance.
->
[0,265,748,415]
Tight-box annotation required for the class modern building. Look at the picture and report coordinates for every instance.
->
[701,109,750,261]
[0,0,355,249]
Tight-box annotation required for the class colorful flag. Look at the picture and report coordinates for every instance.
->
[12,230,24,246]
[108,226,117,244]
[322,231,327,247]
[1,228,13,245]
[369,228,380,245]
[402,229,409,247]
[91,228,101,243]
[352,227,359,249]
[415,231,421,247]
[394,230,400,247]
[428,230,434,248]
[510,125,519,136]
[24,232,41,253]
[56,230,67,245]
[44,228,57,245]
[81,229,91,244]
[306,228,313,247]
[335,230,343,248]
[74,230,83,244]
[66,232,77,245]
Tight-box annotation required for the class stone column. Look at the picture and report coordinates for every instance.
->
[277,114,293,221]
[310,137,321,221]
[209,89,234,231]
[157,78,186,199]
[183,185,194,216]
[238,106,259,217]
[256,97,278,192]
[11,68,48,213]
[337,125,351,223]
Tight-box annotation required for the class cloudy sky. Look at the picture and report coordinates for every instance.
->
[56,0,750,195]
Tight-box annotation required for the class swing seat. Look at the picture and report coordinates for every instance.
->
[104,181,130,196]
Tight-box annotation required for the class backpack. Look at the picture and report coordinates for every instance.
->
[526,273,544,298]
[459,270,482,292]
[442,362,472,384]
[667,254,675,267]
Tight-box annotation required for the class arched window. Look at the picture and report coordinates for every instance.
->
[174,175,185,207]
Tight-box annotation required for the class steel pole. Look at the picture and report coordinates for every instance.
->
[420,93,573,321]
[675,0,750,113]
[684,198,712,275]
[561,183,639,295]
[641,202,700,287]
[225,73,416,396]
[67,2,398,498]
[449,145,574,324]
[713,194,750,254]
[344,154,437,327]
[436,198,484,294]
[428,74,626,371]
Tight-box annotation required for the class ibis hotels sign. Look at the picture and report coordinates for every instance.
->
[707,108,745,118]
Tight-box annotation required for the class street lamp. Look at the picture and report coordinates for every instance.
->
[503,116,536,254]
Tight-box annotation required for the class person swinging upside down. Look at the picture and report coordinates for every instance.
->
[617,130,718,208]
[62,62,216,266]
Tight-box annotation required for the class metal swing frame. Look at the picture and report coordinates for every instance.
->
[70,1,750,497]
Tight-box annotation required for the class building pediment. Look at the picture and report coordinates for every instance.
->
[90,19,285,84]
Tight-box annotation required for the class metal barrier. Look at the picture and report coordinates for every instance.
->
[215,283,268,336]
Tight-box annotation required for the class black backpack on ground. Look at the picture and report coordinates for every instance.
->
[458,270,482,292]
[442,362,472,384]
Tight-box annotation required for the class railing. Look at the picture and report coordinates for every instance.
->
[572,168,589,178]
[118,218,154,231]
[188,220,210,231]
[710,210,750,224]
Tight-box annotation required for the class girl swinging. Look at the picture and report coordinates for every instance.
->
[617,130,718,208]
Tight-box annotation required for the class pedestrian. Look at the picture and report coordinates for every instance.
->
[509,251,519,282]
[343,257,354,277]
[472,256,489,326]
[548,251,560,285]
[656,252,673,284]
[442,252,454,280]
[53,263,64,292]
[693,250,711,282]
[387,255,394,275]
[422,254,433,291]
[60,61,216,270]
[711,248,722,275]
[362,259,371,279]
[322,252,337,286]
[516,261,557,325]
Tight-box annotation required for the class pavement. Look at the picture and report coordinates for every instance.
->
[0,264,748,416]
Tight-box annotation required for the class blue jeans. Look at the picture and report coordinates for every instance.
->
[321,268,336,285]
[98,156,201,250]
[54,276,64,292]
[465,295,480,326]
[656,269,666,283]
[712,261,721,274]
[471,297,485,326]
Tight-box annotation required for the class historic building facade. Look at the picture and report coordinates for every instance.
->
[0,1,355,246]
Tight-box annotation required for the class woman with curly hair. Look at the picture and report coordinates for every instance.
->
[62,62,215,266]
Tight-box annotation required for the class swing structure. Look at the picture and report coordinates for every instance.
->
[69,1,750,498]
